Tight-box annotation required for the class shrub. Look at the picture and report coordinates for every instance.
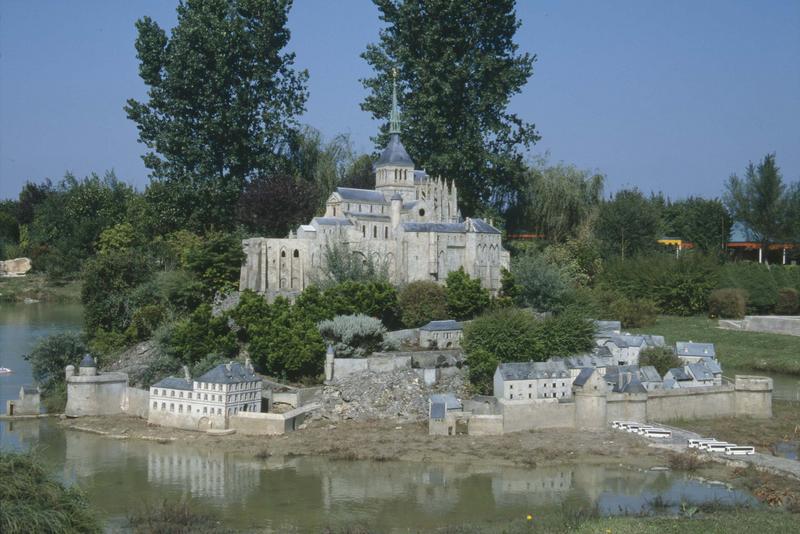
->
[510,253,573,312]
[397,281,449,327]
[0,452,101,534]
[183,232,244,298]
[313,241,389,286]
[639,346,683,376]
[445,268,490,320]
[718,262,778,314]
[125,304,168,342]
[667,451,707,472]
[24,332,88,395]
[318,314,396,358]
[609,297,658,328]
[708,288,747,319]
[160,304,237,364]
[296,281,400,328]
[463,307,594,393]
[776,288,799,315]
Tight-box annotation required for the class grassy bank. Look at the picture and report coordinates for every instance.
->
[630,315,800,375]
[0,273,81,303]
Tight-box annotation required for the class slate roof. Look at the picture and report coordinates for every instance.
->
[607,334,646,348]
[430,393,462,410]
[345,212,391,222]
[572,368,595,387]
[312,217,354,227]
[468,219,501,235]
[496,361,570,380]
[152,377,193,391]
[413,170,429,183]
[642,335,666,347]
[196,362,259,385]
[402,222,466,234]
[556,354,615,369]
[617,376,648,394]
[336,187,387,203]
[639,365,663,384]
[702,359,722,374]
[675,341,716,358]
[376,133,414,167]
[687,363,714,382]
[603,365,649,393]
[594,320,621,336]
[662,377,677,389]
[79,354,95,367]
[420,320,462,332]
[667,367,692,381]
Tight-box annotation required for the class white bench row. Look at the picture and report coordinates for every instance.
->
[611,420,672,438]
[687,438,755,455]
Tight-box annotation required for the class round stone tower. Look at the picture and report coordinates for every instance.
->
[78,354,97,377]
[574,369,608,430]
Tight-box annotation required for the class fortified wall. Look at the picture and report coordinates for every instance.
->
[64,357,149,418]
[431,375,773,436]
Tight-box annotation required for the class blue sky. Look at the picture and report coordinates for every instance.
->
[1,0,798,201]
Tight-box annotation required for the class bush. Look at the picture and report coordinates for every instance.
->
[125,304,168,342]
[718,262,778,314]
[708,288,747,319]
[0,452,101,534]
[609,297,658,328]
[463,307,594,393]
[183,232,244,298]
[397,281,449,327]
[24,332,88,395]
[160,304,237,364]
[445,268,490,320]
[639,346,683,376]
[318,314,396,358]
[510,253,573,312]
[776,288,799,315]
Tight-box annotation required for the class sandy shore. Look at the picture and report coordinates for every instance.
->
[59,415,667,469]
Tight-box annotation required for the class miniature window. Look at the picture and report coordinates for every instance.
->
[179,392,183,398]
[178,405,183,413]
[419,208,425,217]
[373,226,377,238]
[293,250,299,258]
[384,227,388,238]
[281,250,286,258]
[171,390,175,397]
[161,403,166,411]
[204,394,208,401]
[203,406,208,414]
[509,385,513,389]
[188,392,192,399]
[333,207,336,216]
[362,225,366,237]
[170,403,174,412]
[153,389,158,396]
[217,408,222,415]
[153,401,157,409]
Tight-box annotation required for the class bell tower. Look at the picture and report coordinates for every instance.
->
[375,69,416,200]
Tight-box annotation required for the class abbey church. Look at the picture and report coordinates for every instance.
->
[239,80,510,298]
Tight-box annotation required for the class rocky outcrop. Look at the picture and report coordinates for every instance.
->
[315,367,468,422]
[0,257,32,277]
[105,341,163,387]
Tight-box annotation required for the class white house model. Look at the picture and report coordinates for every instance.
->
[149,360,262,431]
[493,361,572,401]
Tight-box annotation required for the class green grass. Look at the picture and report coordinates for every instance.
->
[0,273,82,303]
[629,315,800,376]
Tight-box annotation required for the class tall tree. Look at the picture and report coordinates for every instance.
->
[125,0,308,232]
[361,0,538,215]
[724,153,791,245]
[595,189,661,259]
[662,197,732,253]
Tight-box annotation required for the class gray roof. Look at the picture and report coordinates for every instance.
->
[558,354,615,369]
[196,362,259,385]
[496,361,570,380]
[430,393,461,410]
[312,217,354,227]
[402,222,466,234]
[572,368,595,387]
[345,212,391,222]
[336,187,387,203]
[468,219,501,235]
[667,367,692,381]
[420,320,462,332]
[618,376,648,394]
[79,354,95,367]
[642,335,666,347]
[687,363,714,382]
[702,359,722,374]
[593,345,613,358]
[604,366,648,393]
[152,377,193,391]
[594,320,621,335]
[639,365,663,383]
[391,192,403,201]
[675,341,716,358]
[607,335,646,349]
[662,377,677,389]
[413,170,429,183]
[376,133,414,167]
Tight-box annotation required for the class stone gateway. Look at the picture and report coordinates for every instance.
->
[240,79,509,298]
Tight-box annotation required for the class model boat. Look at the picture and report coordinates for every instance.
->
[0,367,12,374]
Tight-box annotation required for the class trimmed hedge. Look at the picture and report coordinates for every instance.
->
[776,288,799,315]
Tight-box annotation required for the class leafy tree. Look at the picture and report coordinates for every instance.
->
[662,197,731,254]
[595,189,661,259]
[237,173,320,237]
[318,314,395,358]
[498,267,520,305]
[398,280,449,327]
[286,125,355,203]
[126,0,309,232]
[25,332,88,394]
[639,346,683,376]
[463,307,593,393]
[323,280,399,327]
[510,253,572,312]
[445,268,490,320]
[160,304,237,364]
[312,241,389,287]
[540,228,603,287]
[81,248,154,337]
[507,159,604,242]
[183,232,245,297]
[340,154,376,190]
[97,223,138,255]
[16,179,52,226]
[725,153,793,245]
[361,0,538,214]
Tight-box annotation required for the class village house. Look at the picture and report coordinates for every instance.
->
[602,366,649,394]
[663,358,722,389]
[148,360,262,431]
[675,341,716,363]
[593,320,622,337]
[598,334,666,366]
[549,352,616,379]
[5,385,40,416]
[493,361,572,401]
[419,320,463,349]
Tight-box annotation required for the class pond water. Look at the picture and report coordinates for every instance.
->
[0,303,780,531]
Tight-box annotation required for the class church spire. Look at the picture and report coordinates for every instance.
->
[389,68,401,135]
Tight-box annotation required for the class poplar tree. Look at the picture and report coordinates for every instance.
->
[125,0,308,232]
[361,0,538,215]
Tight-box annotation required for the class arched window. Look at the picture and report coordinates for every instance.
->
[362,225,366,237]
[373,226,377,238]
[293,250,299,258]
[384,227,389,238]
[333,207,336,216]
[419,208,426,217]
[281,250,286,258]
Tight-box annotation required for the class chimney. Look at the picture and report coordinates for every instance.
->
[183,365,191,382]
[245,357,254,374]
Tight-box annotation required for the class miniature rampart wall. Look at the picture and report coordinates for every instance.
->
[228,403,319,435]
